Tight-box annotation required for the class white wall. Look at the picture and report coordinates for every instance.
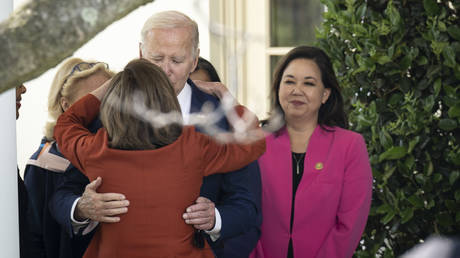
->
[15,0,210,173]
[0,0,20,256]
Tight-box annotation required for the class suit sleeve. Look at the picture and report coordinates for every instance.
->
[53,94,101,173]
[48,166,90,238]
[315,134,373,258]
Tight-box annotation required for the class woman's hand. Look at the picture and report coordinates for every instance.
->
[192,80,238,104]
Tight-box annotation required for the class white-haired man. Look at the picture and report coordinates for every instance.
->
[51,11,261,258]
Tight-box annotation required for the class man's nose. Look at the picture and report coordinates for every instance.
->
[159,61,172,76]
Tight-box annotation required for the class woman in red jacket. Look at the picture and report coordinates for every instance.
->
[54,58,265,258]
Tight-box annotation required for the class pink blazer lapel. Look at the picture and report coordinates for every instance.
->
[298,125,334,193]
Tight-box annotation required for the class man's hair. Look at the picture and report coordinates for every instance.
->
[140,10,199,57]
[45,58,114,141]
[100,58,183,150]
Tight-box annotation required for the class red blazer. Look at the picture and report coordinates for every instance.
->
[54,94,265,258]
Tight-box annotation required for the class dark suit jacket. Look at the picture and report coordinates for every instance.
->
[188,79,262,257]
[24,123,100,258]
[49,80,262,258]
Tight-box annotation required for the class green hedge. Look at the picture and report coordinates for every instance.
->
[316,0,460,257]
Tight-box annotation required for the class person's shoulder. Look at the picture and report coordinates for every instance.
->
[331,127,362,139]
[25,137,70,173]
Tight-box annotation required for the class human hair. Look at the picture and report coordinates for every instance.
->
[140,10,199,57]
[45,58,115,141]
[100,58,183,150]
[193,57,221,82]
[268,46,348,130]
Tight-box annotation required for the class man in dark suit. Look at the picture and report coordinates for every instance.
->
[50,10,261,258]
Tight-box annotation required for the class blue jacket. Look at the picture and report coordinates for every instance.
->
[49,80,261,257]
[24,139,94,258]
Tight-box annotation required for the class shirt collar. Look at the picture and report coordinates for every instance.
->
[177,82,192,124]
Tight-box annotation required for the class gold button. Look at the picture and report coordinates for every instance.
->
[315,162,323,170]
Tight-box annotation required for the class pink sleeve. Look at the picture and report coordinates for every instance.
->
[315,134,373,258]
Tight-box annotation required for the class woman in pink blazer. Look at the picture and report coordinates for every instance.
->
[251,46,373,258]
[193,46,372,258]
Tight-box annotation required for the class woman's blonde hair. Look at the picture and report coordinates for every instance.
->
[44,58,115,141]
[100,58,183,150]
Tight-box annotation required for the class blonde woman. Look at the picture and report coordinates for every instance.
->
[24,58,114,258]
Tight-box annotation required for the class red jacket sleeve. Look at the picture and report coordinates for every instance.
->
[193,130,265,176]
[53,94,102,172]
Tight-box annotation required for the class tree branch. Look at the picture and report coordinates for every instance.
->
[0,0,154,94]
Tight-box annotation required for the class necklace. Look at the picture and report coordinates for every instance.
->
[292,152,306,175]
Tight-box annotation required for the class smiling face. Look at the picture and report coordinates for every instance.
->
[140,27,198,95]
[278,58,331,122]
[16,84,26,119]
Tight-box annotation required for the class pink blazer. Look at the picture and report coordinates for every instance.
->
[251,125,372,258]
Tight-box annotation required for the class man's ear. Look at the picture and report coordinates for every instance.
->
[191,48,200,72]
[60,97,70,112]
[139,42,143,58]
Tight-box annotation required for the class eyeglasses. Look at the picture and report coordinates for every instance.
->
[63,62,109,84]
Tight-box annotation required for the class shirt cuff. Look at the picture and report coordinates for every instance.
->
[204,208,221,242]
[70,197,89,234]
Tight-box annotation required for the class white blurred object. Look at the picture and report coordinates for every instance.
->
[401,236,460,258]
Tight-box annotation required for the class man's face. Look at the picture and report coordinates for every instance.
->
[140,27,199,94]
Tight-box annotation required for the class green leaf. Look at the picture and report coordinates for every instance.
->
[377,55,392,65]
[431,41,448,56]
[449,171,460,185]
[447,105,460,118]
[438,119,458,131]
[382,166,396,182]
[415,173,426,185]
[379,129,393,149]
[404,155,415,169]
[379,146,407,161]
[381,209,395,225]
[377,203,392,214]
[447,26,460,41]
[434,78,442,97]
[442,46,456,68]
[456,212,460,222]
[433,173,443,183]
[408,195,424,208]
[400,208,414,224]
[417,56,428,65]
[423,0,440,17]
[408,136,420,153]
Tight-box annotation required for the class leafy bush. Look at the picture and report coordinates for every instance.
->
[316,0,460,256]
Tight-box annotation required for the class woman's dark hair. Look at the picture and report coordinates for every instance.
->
[100,58,182,150]
[268,46,348,130]
[194,57,221,82]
